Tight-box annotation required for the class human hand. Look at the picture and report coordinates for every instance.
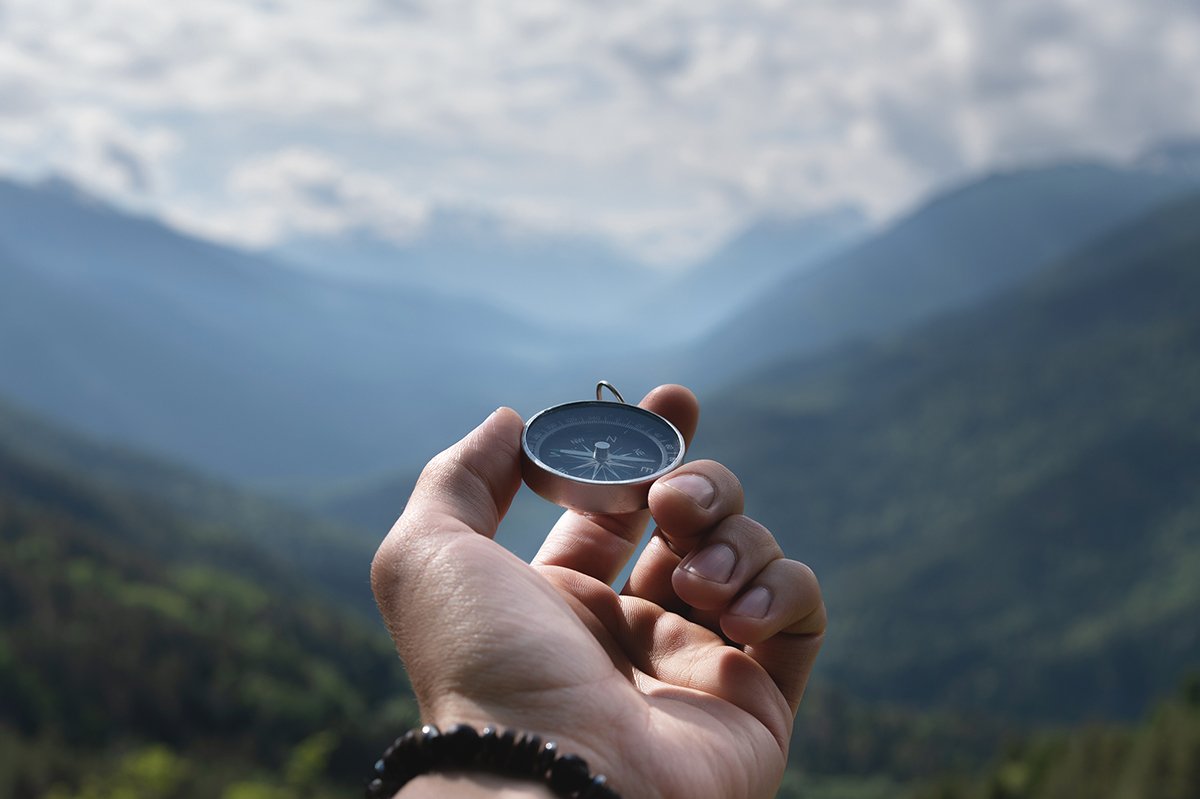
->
[370,385,825,799]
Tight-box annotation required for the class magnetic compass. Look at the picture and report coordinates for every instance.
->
[521,381,687,514]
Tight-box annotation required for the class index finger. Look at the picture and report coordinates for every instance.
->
[531,384,699,585]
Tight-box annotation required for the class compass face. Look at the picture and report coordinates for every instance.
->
[521,396,687,513]
[523,401,685,485]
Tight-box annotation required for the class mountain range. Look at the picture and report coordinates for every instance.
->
[275,204,868,346]
[2,161,1193,487]
[683,161,1200,388]
[696,191,1200,721]
[275,208,666,341]
[0,177,568,483]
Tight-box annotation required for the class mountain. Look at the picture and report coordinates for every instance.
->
[638,206,869,344]
[0,398,414,798]
[0,393,382,615]
[1137,137,1200,177]
[278,205,870,347]
[275,207,668,342]
[695,192,1200,721]
[686,206,866,294]
[0,177,571,483]
[684,162,1200,388]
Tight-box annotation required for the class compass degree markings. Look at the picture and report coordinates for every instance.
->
[526,400,683,484]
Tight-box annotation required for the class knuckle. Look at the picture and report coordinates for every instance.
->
[719,514,780,555]
[791,560,821,591]
[369,513,427,604]
[419,449,457,488]
[369,532,401,603]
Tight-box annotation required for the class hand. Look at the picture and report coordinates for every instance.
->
[370,385,825,799]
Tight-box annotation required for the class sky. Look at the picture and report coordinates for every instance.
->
[0,0,1197,265]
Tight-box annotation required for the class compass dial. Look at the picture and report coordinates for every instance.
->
[521,399,686,513]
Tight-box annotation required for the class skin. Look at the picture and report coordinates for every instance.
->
[371,385,826,799]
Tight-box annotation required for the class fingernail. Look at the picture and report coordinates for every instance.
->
[663,473,715,508]
[681,544,736,583]
[729,586,772,619]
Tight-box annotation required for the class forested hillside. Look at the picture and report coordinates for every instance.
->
[0,397,381,615]
[699,193,1200,721]
[0,419,415,798]
[908,679,1200,799]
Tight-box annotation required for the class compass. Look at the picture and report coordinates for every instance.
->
[521,381,687,514]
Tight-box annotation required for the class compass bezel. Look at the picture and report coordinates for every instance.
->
[521,399,686,513]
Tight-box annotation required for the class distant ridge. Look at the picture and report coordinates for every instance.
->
[685,162,1200,387]
[1137,137,1200,177]
[0,176,563,482]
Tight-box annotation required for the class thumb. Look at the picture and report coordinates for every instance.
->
[371,408,524,605]
[400,406,525,538]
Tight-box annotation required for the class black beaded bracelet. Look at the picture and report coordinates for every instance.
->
[366,724,622,799]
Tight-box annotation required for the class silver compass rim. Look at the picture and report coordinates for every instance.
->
[520,399,687,487]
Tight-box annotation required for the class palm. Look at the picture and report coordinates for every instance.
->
[412,536,786,798]
[541,570,789,799]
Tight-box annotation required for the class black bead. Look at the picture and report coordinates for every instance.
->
[498,729,523,774]
[509,732,543,776]
[478,726,500,767]
[580,774,621,799]
[373,759,387,775]
[494,728,518,770]
[417,724,443,766]
[393,729,419,761]
[443,723,482,763]
[549,754,592,795]
[365,778,385,798]
[534,740,559,775]
[389,761,420,785]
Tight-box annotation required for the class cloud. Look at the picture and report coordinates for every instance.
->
[0,0,1196,263]
[169,147,429,247]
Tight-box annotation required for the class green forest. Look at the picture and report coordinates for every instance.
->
[0,431,417,798]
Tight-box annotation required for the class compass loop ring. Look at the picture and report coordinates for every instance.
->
[596,380,626,403]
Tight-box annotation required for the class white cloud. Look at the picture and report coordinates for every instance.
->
[170,147,429,247]
[0,0,1197,264]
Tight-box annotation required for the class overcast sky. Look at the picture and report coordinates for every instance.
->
[0,0,1197,264]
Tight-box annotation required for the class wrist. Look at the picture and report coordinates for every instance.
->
[399,773,556,798]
